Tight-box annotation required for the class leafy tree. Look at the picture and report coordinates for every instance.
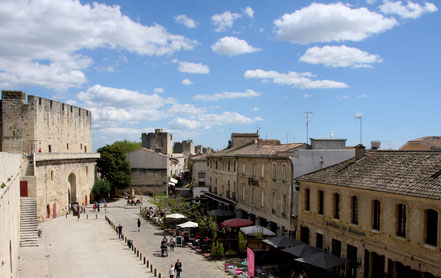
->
[112,140,142,154]
[238,231,248,254]
[92,179,111,198]
[97,144,131,191]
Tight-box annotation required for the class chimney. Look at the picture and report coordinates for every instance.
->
[371,141,381,150]
[355,144,366,160]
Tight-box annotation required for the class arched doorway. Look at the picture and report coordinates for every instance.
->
[68,173,76,204]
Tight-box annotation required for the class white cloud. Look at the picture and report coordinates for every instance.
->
[154,88,164,94]
[194,89,261,101]
[244,7,254,18]
[358,94,369,98]
[174,14,197,28]
[211,11,241,32]
[244,69,348,89]
[0,0,197,90]
[379,0,437,19]
[168,112,262,130]
[251,107,260,111]
[211,36,260,56]
[367,0,378,4]
[299,45,382,68]
[303,93,312,98]
[182,79,193,85]
[274,3,397,44]
[174,60,210,74]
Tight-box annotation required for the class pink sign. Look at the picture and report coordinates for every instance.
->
[247,247,255,277]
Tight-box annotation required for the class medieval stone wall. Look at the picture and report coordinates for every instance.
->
[0,152,21,278]
[130,168,167,196]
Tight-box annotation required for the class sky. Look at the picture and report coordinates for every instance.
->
[0,0,440,151]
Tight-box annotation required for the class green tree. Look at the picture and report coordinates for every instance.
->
[97,144,131,191]
[112,140,142,154]
[92,179,111,199]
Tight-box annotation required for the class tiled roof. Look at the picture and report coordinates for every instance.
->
[209,140,304,158]
[297,151,441,200]
[400,136,441,150]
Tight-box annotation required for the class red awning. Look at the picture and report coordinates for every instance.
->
[220,218,253,228]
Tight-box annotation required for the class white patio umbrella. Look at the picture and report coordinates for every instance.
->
[165,213,186,219]
[177,221,199,228]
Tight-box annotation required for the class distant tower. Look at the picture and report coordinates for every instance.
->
[141,129,172,155]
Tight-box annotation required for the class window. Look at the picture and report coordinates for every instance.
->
[318,190,324,215]
[198,173,205,178]
[332,239,341,257]
[216,160,218,169]
[316,233,323,249]
[50,100,52,109]
[261,190,264,208]
[84,146,87,153]
[252,163,256,177]
[227,180,230,197]
[300,226,310,244]
[242,163,246,175]
[80,143,83,150]
[242,184,246,201]
[221,184,224,195]
[228,161,230,172]
[215,178,218,194]
[209,177,212,186]
[397,204,406,237]
[233,161,236,172]
[261,164,265,178]
[62,104,64,111]
[272,192,276,212]
[283,164,287,181]
[66,143,69,150]
[305,188,310,211]
[272,163,277,180]
[252,188,255,204]
[372,200,381,230]
[48,145,52,153]
[426,209,438,246]
[281,194,287,216]
[334,193,340,219]
[86,166,88,176]
[351,196,359,225]
[51,171,54,181]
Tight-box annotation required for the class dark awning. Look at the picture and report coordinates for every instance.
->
[203,192,236,206]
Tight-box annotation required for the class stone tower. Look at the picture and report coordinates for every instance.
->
[141,129,172,156]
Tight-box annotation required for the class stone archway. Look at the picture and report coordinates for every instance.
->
[68,173,77,204]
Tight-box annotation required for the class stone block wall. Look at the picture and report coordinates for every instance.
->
[34,160,96,221]
[0,152,21,278]
[130,168,167,195]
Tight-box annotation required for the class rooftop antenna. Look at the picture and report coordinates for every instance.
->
[355,113,363,145]
[256,124,261,136]
[304,112,313,144]
[285,133,290,144]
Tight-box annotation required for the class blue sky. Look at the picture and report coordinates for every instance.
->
[0,0,439,150]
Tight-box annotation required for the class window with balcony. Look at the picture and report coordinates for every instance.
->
[397,204,406,237]
[351,196,359,225]
[242,184,245,201]
[318,190,324,215]
[281,194,287,216]
[261,190,264,208]
[282,164,287,181]
[228,161,230,172]
[242,163,246,175]
[272,191,276,213]
[372,200,381,230]
[261,164,265,178]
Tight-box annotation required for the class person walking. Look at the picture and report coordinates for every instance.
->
[170,238,175,251]
[117,224,123,239]
[137,218,141,232]
[174,259,182,278]
[169,264,175,278]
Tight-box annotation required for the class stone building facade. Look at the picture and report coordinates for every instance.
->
[297,150,441,278]
[0,91,99,221]
[142,129,172,156]
[0,152,21,278]
[174,140,195,155]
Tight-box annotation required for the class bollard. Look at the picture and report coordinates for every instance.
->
[87,214,88,219]
[150,265,152,272]
[134,247,136,254]
[147,260,149,267]
[159,273,161,278]
[125,237,127,243]
[140,253,142,260]
[96,214,97,219]
[143,257,146,264]
[154,268,157,276]
[137,250,139,257]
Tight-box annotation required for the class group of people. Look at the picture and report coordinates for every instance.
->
[291,270,309,278]
[160,236,176,257]
[168,259,182,278]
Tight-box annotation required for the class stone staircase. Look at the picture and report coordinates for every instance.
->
[20,197,39,247]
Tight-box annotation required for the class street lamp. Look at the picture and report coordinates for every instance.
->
[355,113,363,145]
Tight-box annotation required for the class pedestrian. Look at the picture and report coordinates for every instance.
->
[170,238,175,251]
[97,203,100,212]
[117,224,123,239]
[77,210,80,220]
[161,242,168,257]
[169,264,175,278]
[174,259,182,278]
[137,218,141,232]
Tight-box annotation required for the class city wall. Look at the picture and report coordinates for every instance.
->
[0,152,21,278]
